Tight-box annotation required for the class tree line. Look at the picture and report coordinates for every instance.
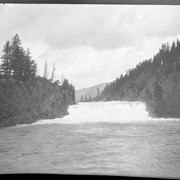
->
[0,34,76,103]
[80,94,92,102]
[0,34,37,82]
[97,39,180,101]
[42,60,76,104]
[80,87,101,102]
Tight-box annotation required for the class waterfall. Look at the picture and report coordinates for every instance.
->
[32,101,176,125]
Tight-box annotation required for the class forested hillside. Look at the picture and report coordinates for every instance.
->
[96,39,180,118]
[0,34,75,127]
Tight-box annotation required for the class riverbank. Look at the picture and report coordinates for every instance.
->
[0,77,75,127]
[96,70,180,119]
[0,34,76,127]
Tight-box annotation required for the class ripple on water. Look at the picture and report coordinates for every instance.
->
[0,102,180,177]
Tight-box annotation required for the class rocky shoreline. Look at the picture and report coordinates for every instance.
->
[0,77,75,127]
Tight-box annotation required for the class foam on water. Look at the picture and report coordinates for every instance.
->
[32,101,177,125]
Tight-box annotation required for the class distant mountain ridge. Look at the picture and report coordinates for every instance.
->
[75,82,108,102]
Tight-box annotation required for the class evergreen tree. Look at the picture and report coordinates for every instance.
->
[97,39,180,103]
[145,87,152,101]
[11,34,24,80]
[23,48,31,80]
[170,41,177,64]
[0,34,37,81]
[62,78,69,90]
[154,81,163,101]
[0,41,12,76]
[176,39,180,54]
[30,60,37,78]
[23,48,37,80]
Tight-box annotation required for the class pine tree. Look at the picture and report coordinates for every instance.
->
[62,79,69,90]
[23,49,31,80]
[176,39,180,71]
[170,41,176,63]
[176,39,180,54]
[24,48,35,80]
[145,87,152,101]
[0,34,37,82]
[154,81,163,101]
[10,34,27,81]
[30,60,37,78]
[21,48,37,81]
[0,41,12,76]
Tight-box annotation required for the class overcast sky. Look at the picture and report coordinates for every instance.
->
[0,4,180,89]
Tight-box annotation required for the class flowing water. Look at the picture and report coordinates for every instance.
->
[0,101,180,178]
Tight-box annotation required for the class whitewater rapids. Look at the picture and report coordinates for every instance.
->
[33,101,175,125]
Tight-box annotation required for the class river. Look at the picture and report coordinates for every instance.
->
[0,101,180,178]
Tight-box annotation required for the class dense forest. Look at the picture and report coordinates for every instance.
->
[95,39,180,118]
[0,34,75,127]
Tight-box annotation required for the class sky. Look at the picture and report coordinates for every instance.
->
[0,4,180,89]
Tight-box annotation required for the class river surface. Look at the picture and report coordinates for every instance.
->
[0,101,180,178]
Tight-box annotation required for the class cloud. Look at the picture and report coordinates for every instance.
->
[1,5,180,51]
[1,4,180,88]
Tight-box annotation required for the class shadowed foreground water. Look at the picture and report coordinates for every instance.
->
[0,102,180,178]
